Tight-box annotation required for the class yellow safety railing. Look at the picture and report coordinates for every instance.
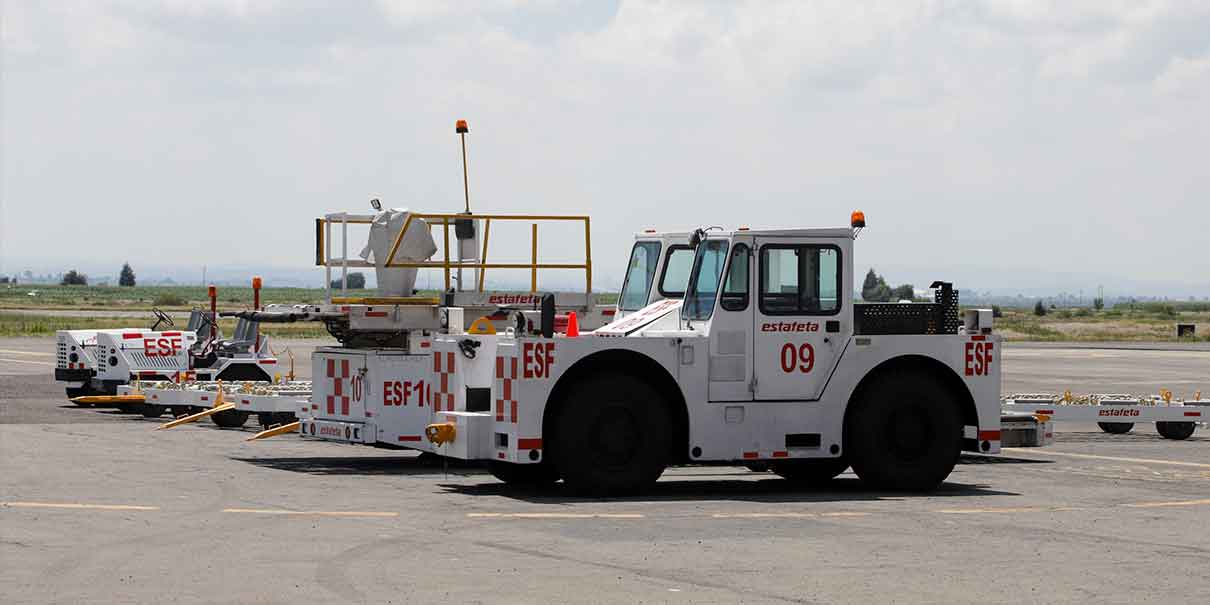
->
[316,212,593,296]
[384,213,592,294]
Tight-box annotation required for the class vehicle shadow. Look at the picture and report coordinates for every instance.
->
[233,453,488,477]
[437,474,1021,505]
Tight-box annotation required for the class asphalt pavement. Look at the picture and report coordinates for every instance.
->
[2,338,1208,603]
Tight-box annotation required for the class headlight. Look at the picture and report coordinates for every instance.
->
[109,356,119,366]
[69,353,79,363]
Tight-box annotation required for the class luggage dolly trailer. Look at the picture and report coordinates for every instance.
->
[1002,392,1207,440]
[122,380,312,430]
[314,212,1008,494]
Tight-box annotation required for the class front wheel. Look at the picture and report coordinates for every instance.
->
[770,458,849,485]
[488,461,560,486]
[140,404,164,419]
[66,387,92,406]
[551,373,670,496]
[1098,422,1134,434]
[211,410,250,428]
[846,371,961,491]
[1156,421,1196,440]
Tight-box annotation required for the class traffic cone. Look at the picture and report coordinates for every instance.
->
[566,311,580,337]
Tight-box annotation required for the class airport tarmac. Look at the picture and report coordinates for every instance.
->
[2,337,1208,603]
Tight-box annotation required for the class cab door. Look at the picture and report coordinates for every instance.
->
[708,235,754,401]
[752,238,849,401]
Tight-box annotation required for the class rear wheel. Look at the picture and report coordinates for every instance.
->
[140,405,164,419]
[1156,421,1196,440]
[1097,422,1134,434]
[171,406,194,418]
[551,373,670,496]
[847,371,961,491]
[211,410,250,428]
[771,458,849,485]
[488,461,560,486]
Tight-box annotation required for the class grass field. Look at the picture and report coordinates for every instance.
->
[3,284,1203,341]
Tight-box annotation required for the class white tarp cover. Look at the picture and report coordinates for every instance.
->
[359,208,438,296]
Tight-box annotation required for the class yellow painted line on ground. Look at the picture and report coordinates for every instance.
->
[467,512,645,519]
[0,349,54,357]
[934,506,1082,515]
[1004,448,1210,469]
[222,508,398,517]
[710,511,871,519]
[1120,498,1210,509]
[3,501,160,511]
[0,357,55,366]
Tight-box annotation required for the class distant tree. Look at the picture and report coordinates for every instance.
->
[991,305,1003,318]
[1033,300,1047,316]
[1092,297,1104,311]
[61,270,88,286]
[861,269,893,302]
[119,262,136,287]
[891,284,915,301]
[330,271,366,289]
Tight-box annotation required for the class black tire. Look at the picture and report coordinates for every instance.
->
[846,371,962,491]
[66,387,93,406]
[216,364,271,382]
[488,461,561,486]
[771,458,849,484]
[140,404,164,419]
[744,462,771,473]
[1155,421,1196,440]
[551,373,670,496]
[211,409,250,428]
[1097,422,1134,434]
[172,406,194,418]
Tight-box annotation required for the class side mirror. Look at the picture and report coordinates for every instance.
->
[370,198,382,211]
[689,228,705,248]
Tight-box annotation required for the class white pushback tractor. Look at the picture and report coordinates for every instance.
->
[301,211,1007,494]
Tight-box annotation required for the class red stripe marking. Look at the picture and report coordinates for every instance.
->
[518,438,542,450]
[496,356,504,379]
[1035,409,1055,415]
[978,430,1001,441]
[200,396,209,401]
[602,309,616,316]
[772,451,789,458]
[433,352,441,372]
[970,335,986,341]
[497,452,506,459]
[502,378,511,401]
[1184,411,1201,417]
[161,331,181,336]
[397,435,422,442]
[446,352,454,374]
[259,359,276,364]
[510,357,517,379]
[123,333,142,339]
[365,311,387,317]
[742,452,759,460]
[241,399,250,404]
[326,358,335,378]
[341,358,349,377]
[151,394,158,400]
[496,399,504,422]
[419,341,431,348]
[510,401,518,424]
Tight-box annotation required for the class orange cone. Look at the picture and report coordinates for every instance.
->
[565,311,580,337]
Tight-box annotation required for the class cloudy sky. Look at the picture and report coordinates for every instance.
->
[3,1,1208,294]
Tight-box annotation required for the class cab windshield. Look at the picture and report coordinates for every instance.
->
[682,239,729,321]
[618,241,662,312]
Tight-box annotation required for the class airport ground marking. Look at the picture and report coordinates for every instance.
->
[935,506,1084,515]
[1003,448,1210,469]
[1120,498,1210,509]
[0,349,54,357]
[222,508,399,517]
[467,512,644,519]
[0,357,55,366]
[3,501,160,511]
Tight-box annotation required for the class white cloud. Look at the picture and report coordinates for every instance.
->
[3,1,1209,292]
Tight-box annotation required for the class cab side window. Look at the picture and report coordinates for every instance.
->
[719,244,749,311]
[759,244,841,315]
